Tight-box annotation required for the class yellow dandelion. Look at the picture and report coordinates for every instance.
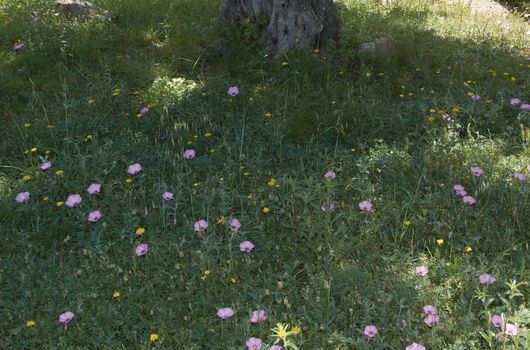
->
[150,333,159,342]
[24,122,31,128]
[56,201,64,207]
[135,227,145,236]
[147,102,155,109]
[23,175,31,182]
[125,178,133,184]
[292,326,301,335]
[467,92,474,97]
[436,239,444,246]
[42,196,49,201]
[281,61,289,67]
[205,132,212,137]
[30,147,38,153]
[265,112,272,118]
[267,178,277,187]
[403,220,412,226]
[113,291,120,298]
[465,246,473,253]
[429,108,436,113]
[55,170,64,176]
[262,207,270,214]
[88,98,95,104]
[243,171,250,176]
[217,217,225,225]
[26,320,36,327]
[230,276,238,284]
[193,135,199,139]
[451,107,460,113]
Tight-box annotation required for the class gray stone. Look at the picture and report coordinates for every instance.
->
[359,36,397,57]
[54,0,113,20]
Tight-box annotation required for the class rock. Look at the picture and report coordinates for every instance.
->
[54,0,113,20]
[359,36,397,57]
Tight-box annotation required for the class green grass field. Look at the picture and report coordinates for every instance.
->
[1,0,529,348]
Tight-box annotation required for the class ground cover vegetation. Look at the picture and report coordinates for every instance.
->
[1,0,530,348]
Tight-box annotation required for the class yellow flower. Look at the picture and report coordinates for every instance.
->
[193,135,199,139]
[243,171,250,176]
[365,72,371,78]
[23,175,31,182]
[467,92,474,96]
[292,326,301,335]
[88,98,95,104]
[187,141,193,145]
[262,207,270,214]
[217,217,225,225]
[399,94,404,98]
[281,61,289,66]
[43,196,49,201]
[193,182,200,188]
[313,48,320,53]
[429,108,436,113]
[408,92,414,96]
[26,320,36,327]
[135,227,145,236]
[200,270,210,281]
[125,178,133,184]
[510,76,516,81]
[451,107,460,113]
[31,147,38,153]
[436,239,444,246]
[465,246,473,253]
[24,122,31,128]
[147,102,155,109]
[55,170,64,176]
[135,113,143,118]
[267,178,277,187]
[403,220,412,226]
[230,276,238,284]
[265,112,272,118]
[113,291,120,298]
[427,116,436,124]
[56,201,64,207]
[150,333,159,342]
[47,124,55,128]
[205,132,212,137]
[84,134,93,142]
[45,150,50,155]
[112,88,121,96]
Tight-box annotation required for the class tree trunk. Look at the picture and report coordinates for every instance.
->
[220,0,339,54]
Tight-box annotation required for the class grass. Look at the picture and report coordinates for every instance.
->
[1,0,530,348]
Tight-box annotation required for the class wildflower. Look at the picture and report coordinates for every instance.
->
[471,166,483,177]
[217,217,225,225]
[479,274,496,285]
[270,346,282,350]
[428,116,436,124]
[56,201,64,207]
[505,323,518,336]
[162,191,174,201]
[265,112,272,118]
[491,315,503,328]
[441,113,451,121]
[65,194,82,207]
[363,325,378,338]
[14,42,26,50]
[496,334,505,343]
[15,191,30,203]
[246,337,262,350]
[281,61,289,66]
[262,207,270,214]
[88,98,95,104]
[436,239,444,246]
[59,311,75,327]
[320,200,335,212]
[267,178,278,187]
[112,291,120,298]
[291,326,301,335]
[40,161,52,171]
[424,314,440,328]
[88,211,102,223]
[184,149,196,159]
[453,184,467,197]
[127,163,142,175]
[140,106,149,114]
[55,170,64,176]
[227,86,239,97]
[135,243,149,256]
[251,310,267,324]
[358,200,373,212]
[135,227,145,236]
[324,170,336,179]
[465,246,473,253]
[240,241,254,252]
[87,183,101,195]
[406,343,426,350]
[125,178,133,184]
[415,266,428,276]
[230,218,241,232]
[404,220,412,226]
[30,147,38,153]
[514,172,526,182]
[521,104,530,111]
[217,307,235,320]
[194,220,208,233]
[150,333,159,342]
[471,94,481,101]
[230,276,237,284]
[423,305,437,315]
[26,320,36,327]
[511,98,521,105]
[23,175,31,182]
[463,195,476,205]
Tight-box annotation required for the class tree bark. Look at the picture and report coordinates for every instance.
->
[220,0,339,54]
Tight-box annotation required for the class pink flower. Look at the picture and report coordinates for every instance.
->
[453,184,467,197]
[358,200,373,212]
[227,86,239,97]
[87,183,101,195]
[270,346,283,350]
[246,337,262,350]
[127,163,142,175]
[240,240,254,252]
[479,274,496,285]
[14,42,26,50]
[59,311,74,327]
[505,323,518,336]
[471,166,483,177]
[415,266,428,276]
[184,149,196,159]
[363,325,378,338]
[135,243,149,256]
[65,194,82,207]
[194,219,208,233]
[510,98,521,105]
[406,343,426,350]
[88,210,102,222]
[250,310,267,324]
[441,113,451,121]
[423,305,437,315]
[521,104,530,111]
[217,307,234,320]
[140,106,149,114]
[471,94,481,101]
[496,334,505,343]
[514,172,526,182]
[40,161,52,171]
[424,314,440,328]
[320,200,335,212]
[463,195,476,205]
[230,218,241,232]
[324,170,336,179]
[491,315,503,328]
[162,191,174,201]
[15,191,30,203]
